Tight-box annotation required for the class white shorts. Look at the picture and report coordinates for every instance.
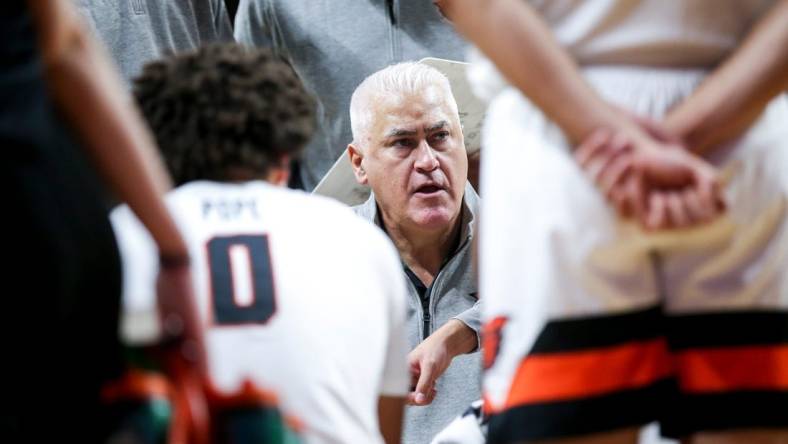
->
[479,66,788,442]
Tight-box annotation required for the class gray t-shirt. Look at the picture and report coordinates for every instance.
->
[76,0,234,86]
[235,0,468,191]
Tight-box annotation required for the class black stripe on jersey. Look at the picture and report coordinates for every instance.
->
[661,390,788,439]
[667,310,788,350]
[529,306,663,354]
[213,405,292,443]
[486,378,674,443]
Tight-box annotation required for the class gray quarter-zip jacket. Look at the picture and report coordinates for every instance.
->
[234,0,467,191]
[76,0,233,86]
[354,183,482,444]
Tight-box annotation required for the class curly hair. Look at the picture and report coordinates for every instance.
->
[133,44,315,185]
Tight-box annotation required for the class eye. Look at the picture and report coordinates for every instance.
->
[430,131,450,144]
[392,138,416,148]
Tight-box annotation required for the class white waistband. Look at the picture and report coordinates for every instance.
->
[581,65,708,117]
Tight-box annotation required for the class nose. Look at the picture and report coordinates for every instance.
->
[414,140,439,172]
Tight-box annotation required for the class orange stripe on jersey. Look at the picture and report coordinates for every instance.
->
[676,345,788,393]
[284,413,307,434]
[205,379,280,409]
[505,339,673,408]
[483,393,499,415]
[101,369,171,402]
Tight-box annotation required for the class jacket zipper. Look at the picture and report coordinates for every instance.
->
[386,0,397,25]
[420,291,431,341]
[421,235,472,340]
[386,0,401,61]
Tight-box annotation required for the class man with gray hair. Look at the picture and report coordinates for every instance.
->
[348,62,482,444]
[235,0,467,190]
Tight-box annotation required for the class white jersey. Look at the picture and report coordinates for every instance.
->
[478,62,788,444]
[111,181,410,444]
[468,0,777,104]
[529,0,775,67]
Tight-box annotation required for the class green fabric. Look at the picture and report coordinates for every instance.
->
[217,406,303,443]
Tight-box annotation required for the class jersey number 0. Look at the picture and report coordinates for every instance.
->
[206,235,277,326]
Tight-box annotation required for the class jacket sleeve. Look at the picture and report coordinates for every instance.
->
[452,299,481,353]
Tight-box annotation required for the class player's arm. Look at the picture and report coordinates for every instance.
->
[379,302,407,443]
[374,238,411,444]
[440,0,726,230]
[437,0,644,146]
[27,4,209,440]
[378,396,405,444]
[26,0,189,261]
[663,0,788,155]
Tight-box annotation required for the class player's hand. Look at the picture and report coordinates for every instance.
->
[575,128,725,230]
[156,261,211,444]
[157,261,207,373]
[407,320,477,406]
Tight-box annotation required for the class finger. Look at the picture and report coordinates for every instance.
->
[715,181,727,213]
[425,387,438,404]
[690,157,728,212]
[407,383,436,406]
[646,192,667,230]
[586,133,630,184]
[575,128,613,167]
[665,192,690,229]
[599,153,633,198]
[681,188,710,224]
[413,364,436,405]
[610,186,630,217]
[628,171,647,223]
[408,360,420,390]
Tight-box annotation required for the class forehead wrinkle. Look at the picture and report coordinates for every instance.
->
[370,89,457,142]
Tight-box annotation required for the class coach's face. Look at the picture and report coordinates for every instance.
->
[350,85,467,232]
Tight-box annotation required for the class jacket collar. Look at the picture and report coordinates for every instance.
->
[355,182,479,253]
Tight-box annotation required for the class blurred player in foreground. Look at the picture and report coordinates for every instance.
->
[441,0,788,442]
[5,1,203,441]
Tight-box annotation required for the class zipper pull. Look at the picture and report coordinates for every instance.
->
[387,0,397,26]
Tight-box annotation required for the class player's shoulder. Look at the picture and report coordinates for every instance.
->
[271,187,399,259]
[306,193,394,250]
[267,186,385,234]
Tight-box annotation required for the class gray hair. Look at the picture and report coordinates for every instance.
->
[349,62,459,147]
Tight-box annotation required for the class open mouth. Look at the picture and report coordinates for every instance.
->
[414,184,444,195]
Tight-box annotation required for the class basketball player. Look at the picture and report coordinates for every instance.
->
[442,0,788,443]
[111,44,410,444]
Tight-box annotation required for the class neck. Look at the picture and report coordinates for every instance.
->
[380,208,462,287]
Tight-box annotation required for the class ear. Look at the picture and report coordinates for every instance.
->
[266,155,291,187]
[267,168,290,187]
[347,144,368,185]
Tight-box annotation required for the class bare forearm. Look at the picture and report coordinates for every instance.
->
[664,0,788,155]
[30,0,187,257]
[435,319,477,357]
[444,0,637,145]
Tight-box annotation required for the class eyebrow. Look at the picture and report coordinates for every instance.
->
[384,121,449,138]
[385,128,418,138]
[425,121,448,132]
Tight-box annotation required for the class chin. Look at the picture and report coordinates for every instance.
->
[410,206,456,230]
